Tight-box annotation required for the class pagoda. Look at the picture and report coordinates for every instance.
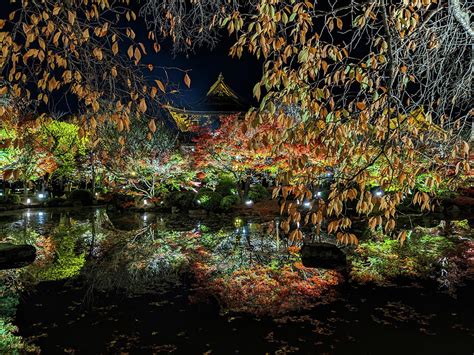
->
[166,73,248,133]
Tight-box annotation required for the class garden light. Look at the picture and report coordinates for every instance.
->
[38,193,45,199]
[314,191,322,198]
[303,201,311,208]
[373,188,384,197]
[245,200,254,207]
[26,198,31,205]
[144,199,148,205]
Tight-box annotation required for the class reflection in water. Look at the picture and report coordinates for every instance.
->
[0,208,472,354]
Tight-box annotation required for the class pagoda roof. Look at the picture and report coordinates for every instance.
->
[166,73,248,115]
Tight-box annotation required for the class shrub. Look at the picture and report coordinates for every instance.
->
[349,233,457,284]
[0,194,21,205]
[68,189,93,205]
[196,190,223,211]
[220,195,241,211]
[165,190,197,210]
[215,175,237,196]
[248,184,270,202]
[46,197,69,207]
[105,193,135,209]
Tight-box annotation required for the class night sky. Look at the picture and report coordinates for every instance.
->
[154,35,262,108]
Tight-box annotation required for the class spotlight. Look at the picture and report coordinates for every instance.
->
[245,200,254,207]
[144,199,148,205]
[303,201,311,208]
[314,191,322,198]
[26,198,31,205]
[38,193,45,199]
[373,188,384,197]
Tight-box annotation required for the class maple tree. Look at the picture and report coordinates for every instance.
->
[193,115,328,198]
[96,115,195,200]
[223,0,472,244]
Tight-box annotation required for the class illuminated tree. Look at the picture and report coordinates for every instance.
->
[223,0,472,244]
[39,119,87,187]
[97,115,193,201]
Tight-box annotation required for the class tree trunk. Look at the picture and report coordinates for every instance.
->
[91,153,96,199]
[243,176,251,200]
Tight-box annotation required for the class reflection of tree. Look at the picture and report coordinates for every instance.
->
[211,222,289,274]
[83,223,191,295]
[28,220,89,282]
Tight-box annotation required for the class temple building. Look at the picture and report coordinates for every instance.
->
[165,73,248,148]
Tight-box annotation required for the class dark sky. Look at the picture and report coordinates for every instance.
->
[155,36,262,107]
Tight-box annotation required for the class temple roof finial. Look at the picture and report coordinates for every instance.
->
[218,72,224,81]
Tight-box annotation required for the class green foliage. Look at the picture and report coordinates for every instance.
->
[68,189,93,205]
[220,194,241,211]
[196,190,223,211]
[349,233,457,284]
[29,222,87,282]
[0,280,37,353]
[0,194,21,205]
[39,120,86,180]
[214,174,237,196]
[452,219,470,230]
[248,184,270,202]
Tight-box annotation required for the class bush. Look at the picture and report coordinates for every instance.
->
[0,194,21,205]
[105,193,135,209]
[46,197,69,207]
[349,233,457,284]
[220,195,241,211]
[215,175,237,196]
[248,184,271,202]
[196,190,223,211]
[68,189,93,205]
[165,191,197,210]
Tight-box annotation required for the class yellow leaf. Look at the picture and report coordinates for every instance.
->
[253,83,261,100]
[67,11,76,25]
[155,79,165,93]
[134,47,141,63]
[184,73,191,88]
[139,98,147,113]
[112,41,119,55]
[148,119,156,133]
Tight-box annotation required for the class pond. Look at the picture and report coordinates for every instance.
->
[0,207,473,354]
